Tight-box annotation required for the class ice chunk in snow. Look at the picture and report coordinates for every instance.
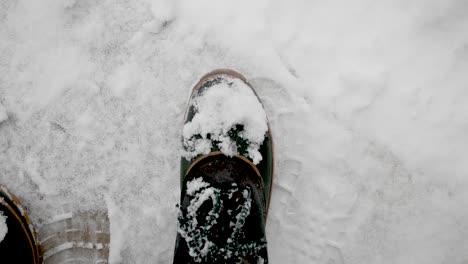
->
[0,212,7,243]
[186,177,210,195]
[183,77,267,164]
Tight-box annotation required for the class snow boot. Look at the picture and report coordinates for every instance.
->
[0,185,42,263]
[180,69,274,217]
[174,69,273,264]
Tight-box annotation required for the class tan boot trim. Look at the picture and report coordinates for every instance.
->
[190,69,249,97]
[185,151,261,179]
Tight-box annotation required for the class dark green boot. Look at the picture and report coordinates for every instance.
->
[180,69,274,218]
[175,69,274,263]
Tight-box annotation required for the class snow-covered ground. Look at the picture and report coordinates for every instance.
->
[1,0,468,263]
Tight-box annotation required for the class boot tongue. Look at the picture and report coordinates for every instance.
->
[178,179,267,263]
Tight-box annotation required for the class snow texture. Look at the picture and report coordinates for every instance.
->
[0,0,467,263]
[0,212,7,243]
[0,103,7,123]
[183,77,267,164]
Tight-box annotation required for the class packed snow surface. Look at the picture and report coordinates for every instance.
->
[1,0,468,263]
[0,103,7,123]
[183,78,267,164]
[0,212,7,243]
